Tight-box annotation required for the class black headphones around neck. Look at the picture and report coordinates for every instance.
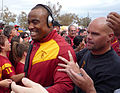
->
[35,4,54,28]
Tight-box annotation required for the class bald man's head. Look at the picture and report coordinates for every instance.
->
[89,17,113,35]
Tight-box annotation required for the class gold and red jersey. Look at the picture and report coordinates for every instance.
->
[27,30,77,93]
[111,37,120,56]
[0,55,15,93]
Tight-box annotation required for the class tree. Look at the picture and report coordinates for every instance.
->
[2,7,16,25]
[17,11,28,30]
[58,13,79,26]
[46,1,62,21]
[80,17,91,28]
[75,13,92,28]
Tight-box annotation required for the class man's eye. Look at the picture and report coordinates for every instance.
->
[33,21,38,24]
[93,33,99,35]
[90,32,99,35]
[32,20,40,24]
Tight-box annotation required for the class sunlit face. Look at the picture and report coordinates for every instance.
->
[28,8,51,42]
[68,26,77,37]
[86,23,109,51]
[3,38,11,52]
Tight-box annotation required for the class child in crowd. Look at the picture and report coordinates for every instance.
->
[12,42,29,74]
[12,42,29,85]
[9,36,23,67]
[3,25,17,43]
[0,35,24,92]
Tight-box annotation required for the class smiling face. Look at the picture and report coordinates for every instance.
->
[4,38,11,52]
[28,7,52,42]
[0,37,11,53]
[0,35,11,53]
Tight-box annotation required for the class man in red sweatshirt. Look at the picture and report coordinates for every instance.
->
[11,4,76,93]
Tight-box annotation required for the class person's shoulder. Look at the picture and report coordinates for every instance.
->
[110,49,120,61]
[0,56,13,69]
[107,50,120,70]
[54,35,71,47]
[0,55,10,63]
[112,55,120,64]
[54,35,76,55]
[76,48,89,56]
[76,48,89,63]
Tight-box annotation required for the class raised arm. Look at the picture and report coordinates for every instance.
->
[107,12,120,37]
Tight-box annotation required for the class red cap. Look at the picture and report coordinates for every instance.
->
[14,25,19,27]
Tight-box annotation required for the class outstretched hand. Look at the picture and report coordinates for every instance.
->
[58,50,96,93]
[58,50,80,74]
[11,78,48,93]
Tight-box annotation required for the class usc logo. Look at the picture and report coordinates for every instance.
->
[41,50,47,59]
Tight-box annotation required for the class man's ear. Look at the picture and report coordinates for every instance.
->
[108,33,114,42]
[109,33,114,38]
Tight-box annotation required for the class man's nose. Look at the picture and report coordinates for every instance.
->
[87,33,92,40]
[28,23,34,30]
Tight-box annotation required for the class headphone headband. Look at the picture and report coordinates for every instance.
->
[33,4,54,28]
[35,4,53,16]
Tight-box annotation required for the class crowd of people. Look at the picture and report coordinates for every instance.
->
[0,4,120,93]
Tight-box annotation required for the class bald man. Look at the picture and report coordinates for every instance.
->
[57,17,120,93]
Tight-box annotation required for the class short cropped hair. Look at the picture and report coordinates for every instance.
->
[68,24,77,31]
[3,25,14,38]
[0,35,7,52]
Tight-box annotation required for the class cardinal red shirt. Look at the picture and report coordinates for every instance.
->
[27,30,77,93]
[15,62,24,74]
[0,55,15,93]
[15,62,25,85]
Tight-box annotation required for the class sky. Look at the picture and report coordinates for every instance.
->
[0,0,120,20]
